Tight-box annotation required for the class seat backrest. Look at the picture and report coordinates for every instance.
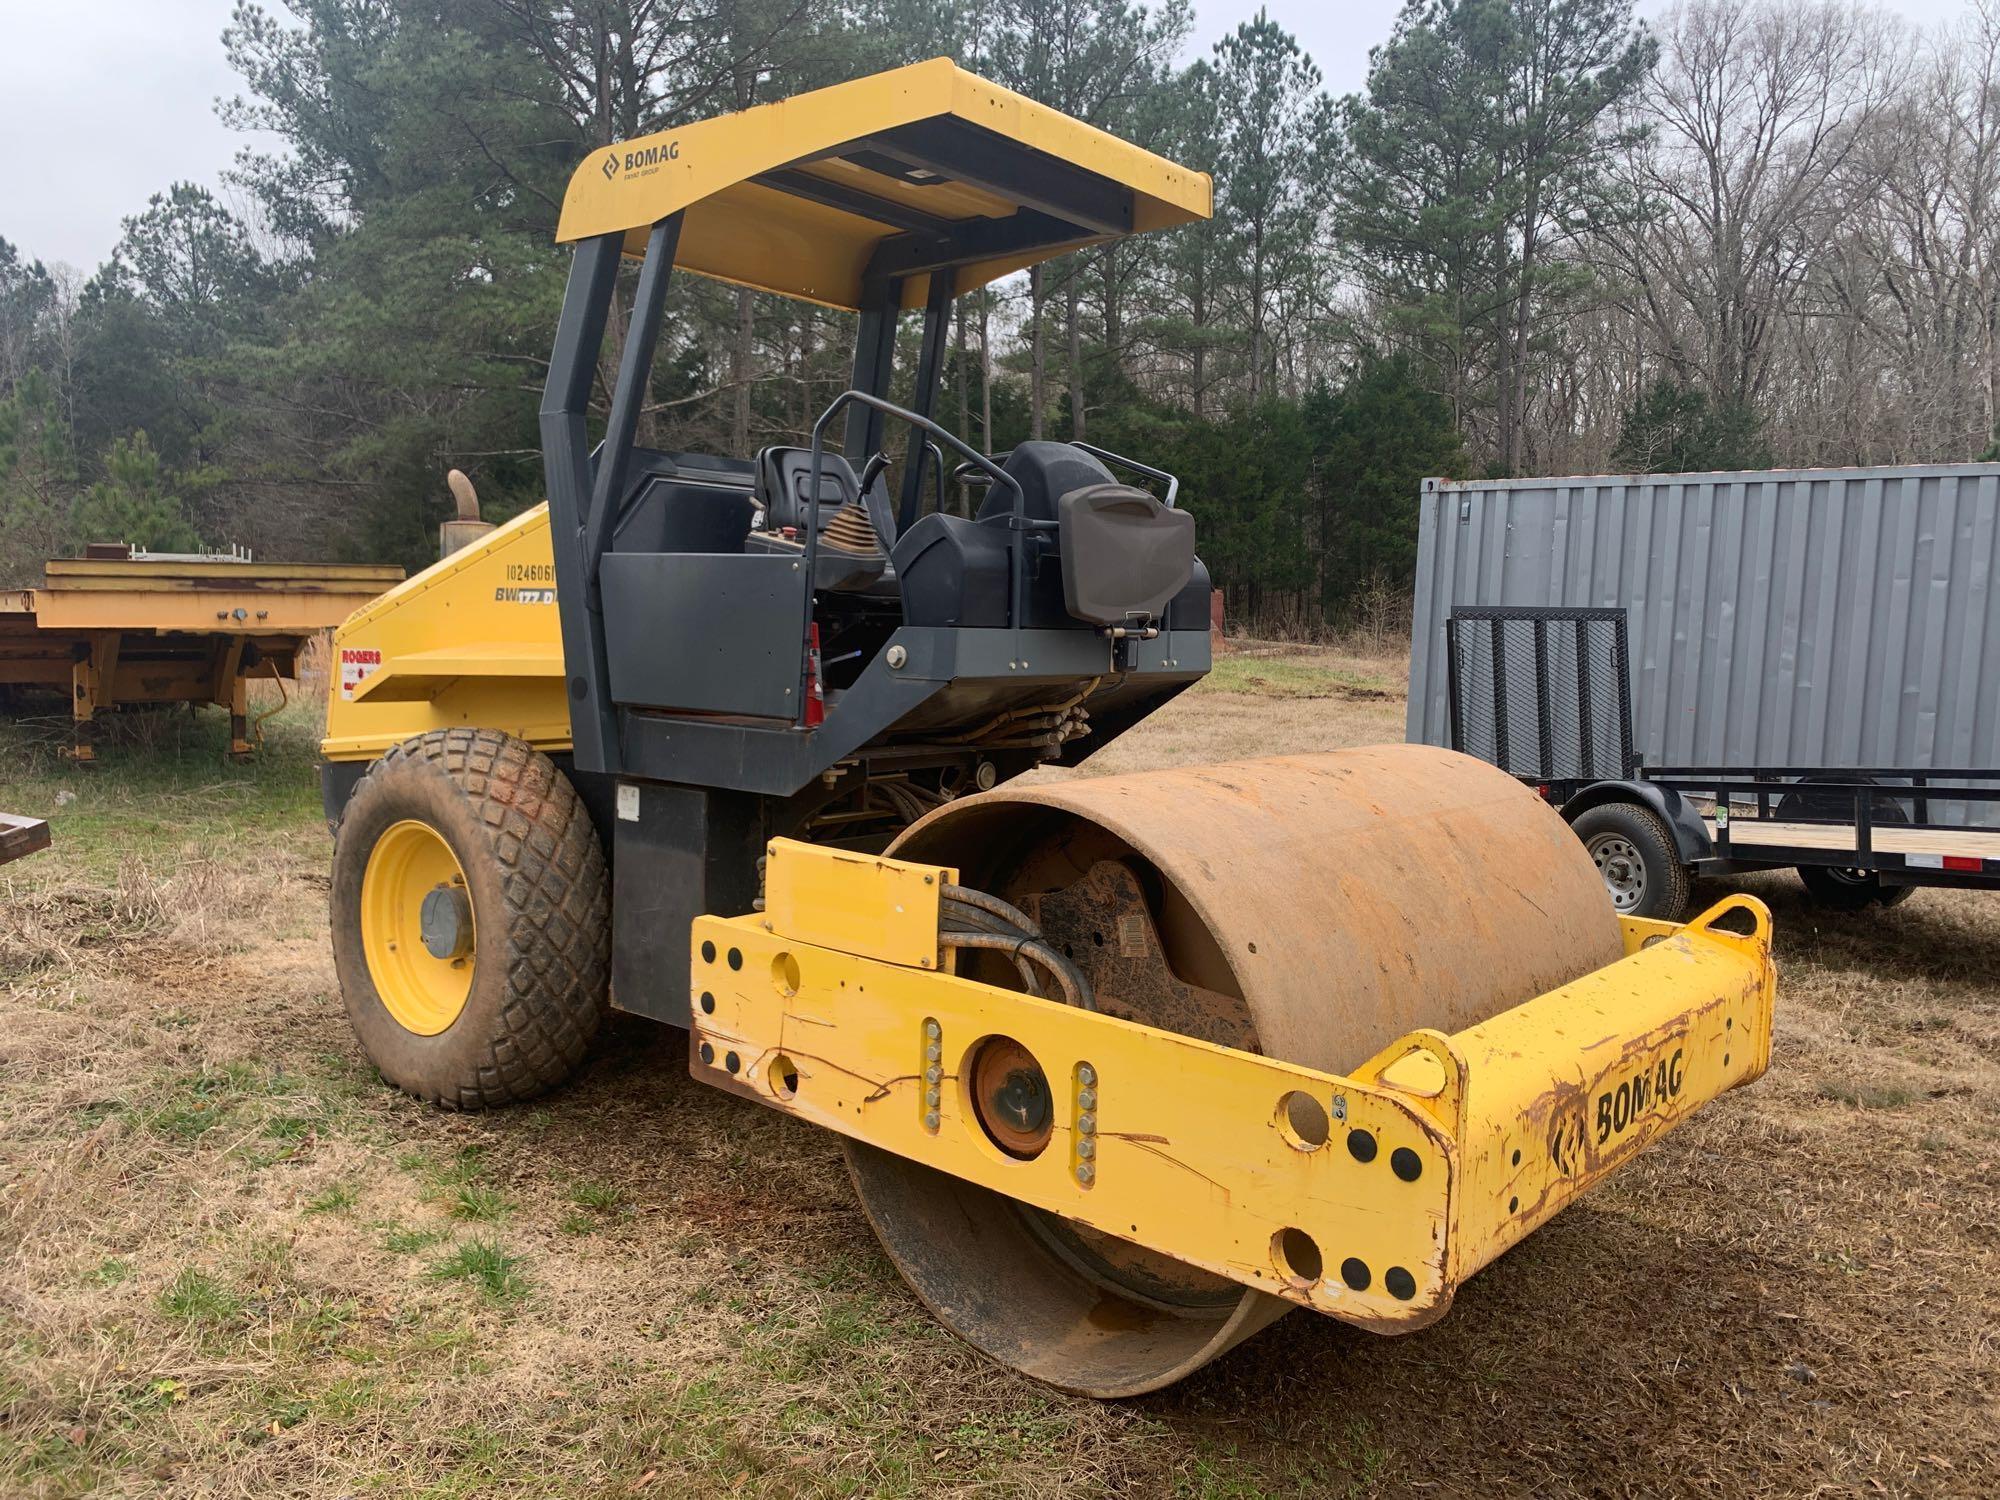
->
[755,447,859,531]
[978,441,1116,523]
[1057,483,1195,627]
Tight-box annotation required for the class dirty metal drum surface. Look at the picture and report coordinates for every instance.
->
[846,745,1623,1397]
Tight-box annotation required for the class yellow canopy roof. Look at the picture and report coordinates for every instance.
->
[554,58,1212,312]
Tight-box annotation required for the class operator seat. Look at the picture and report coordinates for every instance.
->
[745,446,898,597]
[894,441,1194,630]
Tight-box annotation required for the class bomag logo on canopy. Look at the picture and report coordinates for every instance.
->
[602,140,680,181]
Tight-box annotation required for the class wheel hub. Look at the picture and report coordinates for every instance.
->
[1589,834,1646,910]
[420,883,474,959]
[970,1036,1053,1158]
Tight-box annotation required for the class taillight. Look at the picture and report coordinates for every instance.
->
[804,621,826,728]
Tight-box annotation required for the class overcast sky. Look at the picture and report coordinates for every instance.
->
[0,0,1976,273]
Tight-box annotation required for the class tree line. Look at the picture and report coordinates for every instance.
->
[2,0,1997,632]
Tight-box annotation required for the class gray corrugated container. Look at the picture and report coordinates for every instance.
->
[1405,464,2000,814]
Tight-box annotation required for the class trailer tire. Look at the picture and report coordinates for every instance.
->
[1780,779,1914,914]
[330,729,610,1109]
[1796,864,1914,912]
[1570,801,1692,920]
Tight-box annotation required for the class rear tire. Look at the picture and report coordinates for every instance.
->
[1796,864,1913,911]
[331,729,610,1108]
[1570,801,1692,921]
[1781,777,1913,913]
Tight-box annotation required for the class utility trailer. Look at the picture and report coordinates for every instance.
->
[0,548,403,761]
[1436,604,2000,917]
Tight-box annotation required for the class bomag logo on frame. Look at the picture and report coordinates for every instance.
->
[602,140,680,181]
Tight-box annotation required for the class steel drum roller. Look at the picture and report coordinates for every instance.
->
[847,745,1624,1396]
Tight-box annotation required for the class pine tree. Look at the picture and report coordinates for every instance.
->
[69,431,199,554]
[1609,377,1771,474]
[1336,0,1653,471]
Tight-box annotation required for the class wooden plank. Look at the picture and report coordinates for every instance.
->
[1703,817,2000,860]
[0,812,51,867]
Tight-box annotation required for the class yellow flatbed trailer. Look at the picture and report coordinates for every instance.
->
[0,554,403,761]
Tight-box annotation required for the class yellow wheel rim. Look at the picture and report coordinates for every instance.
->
[360,819,477,1035]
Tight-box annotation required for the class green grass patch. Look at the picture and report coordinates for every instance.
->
[426,1239,529,1302]
[157,1267,242,1324]
[1816,1078,1919,1110]
[304,1182,359,1215]
[0,707,324,881]
[567,1178,626,1213]
[1203,654,1395,699]
[380,1222,450,1254]
[446,1182,510,1222]
[84,1257,132,1288]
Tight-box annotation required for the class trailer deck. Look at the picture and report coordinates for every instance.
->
[1,551,402,761]
[1699,817,2000,863]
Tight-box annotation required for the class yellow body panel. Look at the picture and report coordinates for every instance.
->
[320,505,570,761]
[692,841,1776,1332]
[554,58,1212,310]
[761,841,957,971]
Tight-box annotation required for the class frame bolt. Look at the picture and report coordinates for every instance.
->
[1077,1138,1096,1159]
[1078,1087,1097,1110]
[925,1064,942,1085]
[886,644,908,669]
[1078,1112,1096,1134]
[1077,1063,1097,1088]
[1076,1163,1095,1185]
[924,1019,941,1041]
[924,1111,940,1131]
[925,1043,941,1063]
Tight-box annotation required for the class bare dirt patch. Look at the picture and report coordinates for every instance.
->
[3,662,1998,1496]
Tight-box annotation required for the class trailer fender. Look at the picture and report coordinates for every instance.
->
[1562,781,1713,866]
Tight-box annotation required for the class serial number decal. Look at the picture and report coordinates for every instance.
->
[1595,1047,1686,1146]
[505,563,554,583]
[495,587,556,604]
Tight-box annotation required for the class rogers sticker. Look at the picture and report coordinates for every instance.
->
[339,647,383,700]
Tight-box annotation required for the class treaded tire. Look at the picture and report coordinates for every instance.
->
[1781,778,1914,913]
[1797,864,1913,911]
[331,729,609,1108]
[1570,801,1693,921]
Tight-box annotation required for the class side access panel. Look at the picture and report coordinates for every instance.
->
[611,780,769,1026]
[599,553,807,720]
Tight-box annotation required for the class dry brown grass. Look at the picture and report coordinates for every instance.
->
[3,647,1997,1497]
